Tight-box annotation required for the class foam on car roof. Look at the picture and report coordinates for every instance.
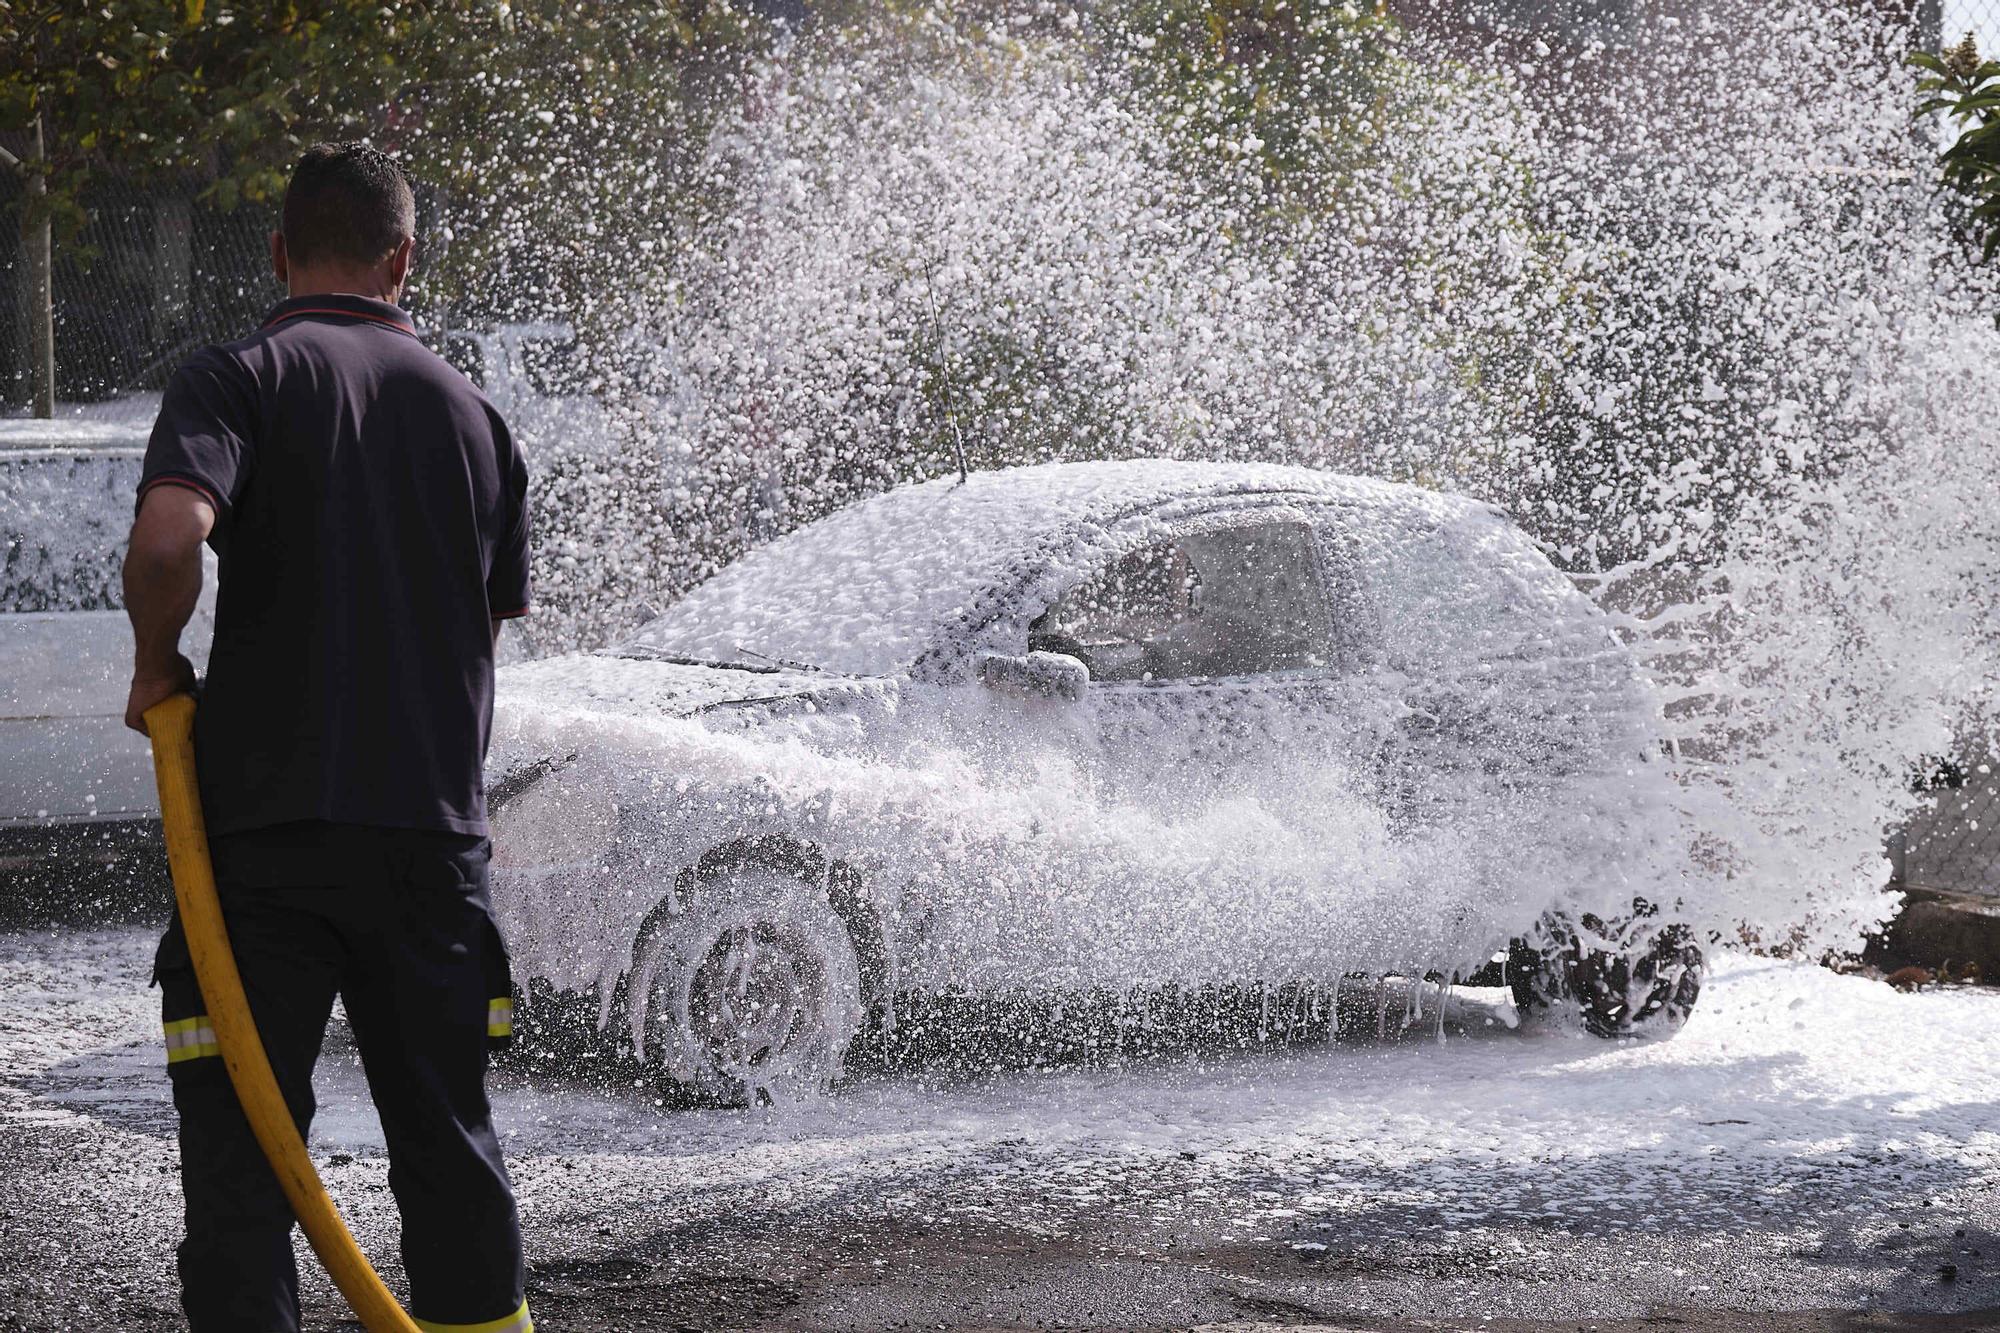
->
[627,459,1487,677]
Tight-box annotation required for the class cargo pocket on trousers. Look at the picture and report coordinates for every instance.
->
[151,913,190,990]
[482,913,517,1053]
[152,915,221,1076]
[447,839,518,1053]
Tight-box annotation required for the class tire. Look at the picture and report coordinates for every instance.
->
[626,863,866,1103]
[1511,904,1705,1039]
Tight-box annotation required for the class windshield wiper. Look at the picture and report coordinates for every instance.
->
[732,643,825,674]
[609,642,826,674]
[610,644,779,673]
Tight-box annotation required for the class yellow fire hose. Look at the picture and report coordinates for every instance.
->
[145,693,421,1333]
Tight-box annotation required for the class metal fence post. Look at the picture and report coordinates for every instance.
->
[24,114,53,419]
[0,114,55,418]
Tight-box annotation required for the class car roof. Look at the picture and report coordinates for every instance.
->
[626,459,1497,677]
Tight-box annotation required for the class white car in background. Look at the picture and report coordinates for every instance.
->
[0,423,214,883]
[488,460,1707,1103]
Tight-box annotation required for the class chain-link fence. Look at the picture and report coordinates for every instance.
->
[1898,773,2000,899]
[1942,0,2000,52]
[1,2,1990,413]
[1894,0,2000,904]
[0,170,274,409]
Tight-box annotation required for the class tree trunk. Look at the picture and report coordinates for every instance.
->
[24,114,53,418]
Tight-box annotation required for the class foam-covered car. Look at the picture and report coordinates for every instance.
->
[489,460,1704,1099]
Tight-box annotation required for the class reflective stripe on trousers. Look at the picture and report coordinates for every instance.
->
[164,1015,221,1063]
[415,1298,533,1333]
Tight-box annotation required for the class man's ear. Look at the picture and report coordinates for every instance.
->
[270,231,289,288]
[387,235,415,300]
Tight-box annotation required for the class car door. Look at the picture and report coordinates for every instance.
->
[1025,508,1380,813]
[926,502,1394,985]
[1332,503,1588,833]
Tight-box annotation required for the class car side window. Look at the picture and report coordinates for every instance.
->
[1345,512,1556,675]
[1028,522,1336,681]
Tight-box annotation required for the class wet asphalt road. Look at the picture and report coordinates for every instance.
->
[2,917,1997,1333]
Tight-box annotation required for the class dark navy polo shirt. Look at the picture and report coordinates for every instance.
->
[139,293,531,837]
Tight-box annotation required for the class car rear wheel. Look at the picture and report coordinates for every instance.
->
[1510,905,1705,1039]
[626,864,865,1103]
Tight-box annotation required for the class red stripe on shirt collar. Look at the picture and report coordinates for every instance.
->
[262,302,419,337]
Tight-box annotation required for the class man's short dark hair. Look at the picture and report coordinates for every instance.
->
[281,142,416,268]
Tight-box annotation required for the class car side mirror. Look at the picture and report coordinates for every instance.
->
[977,651,1089,702]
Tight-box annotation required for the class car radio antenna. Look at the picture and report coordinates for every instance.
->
[922,252,971,486]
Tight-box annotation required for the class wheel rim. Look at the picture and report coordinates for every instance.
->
[686,921,820,1071]
[1517,909,1704,1037]
[628,867,867,1098]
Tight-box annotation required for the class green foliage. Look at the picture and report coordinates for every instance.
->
[1914,33,2000,261]
[0,0,766,319]
[382,3,767,324]
[0,1,409,236]
[1112,0,1408,219]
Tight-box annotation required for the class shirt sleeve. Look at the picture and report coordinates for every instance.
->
[486,415,532,620]
[138,347,257,521]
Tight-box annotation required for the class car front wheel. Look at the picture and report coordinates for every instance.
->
[626,863,865,1103]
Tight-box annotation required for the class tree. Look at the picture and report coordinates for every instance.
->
[0,1,415,413]
[0,0,754,413]
[378,2,759,331]
[1112,0,1409,223]
[1914,32,2000,263]
[0,108,50,416]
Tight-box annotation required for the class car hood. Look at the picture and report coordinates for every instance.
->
[494,650,886,724]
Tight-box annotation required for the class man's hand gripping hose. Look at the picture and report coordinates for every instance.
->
[145,693,422,1333]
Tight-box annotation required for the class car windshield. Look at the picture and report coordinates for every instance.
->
[618,479,1063,676]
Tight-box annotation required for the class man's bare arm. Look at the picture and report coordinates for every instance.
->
[123,486,216,734]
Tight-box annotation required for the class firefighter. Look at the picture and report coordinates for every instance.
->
[121,142,533,1333]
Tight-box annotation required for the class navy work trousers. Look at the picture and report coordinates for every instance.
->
[154,821,527,1333]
